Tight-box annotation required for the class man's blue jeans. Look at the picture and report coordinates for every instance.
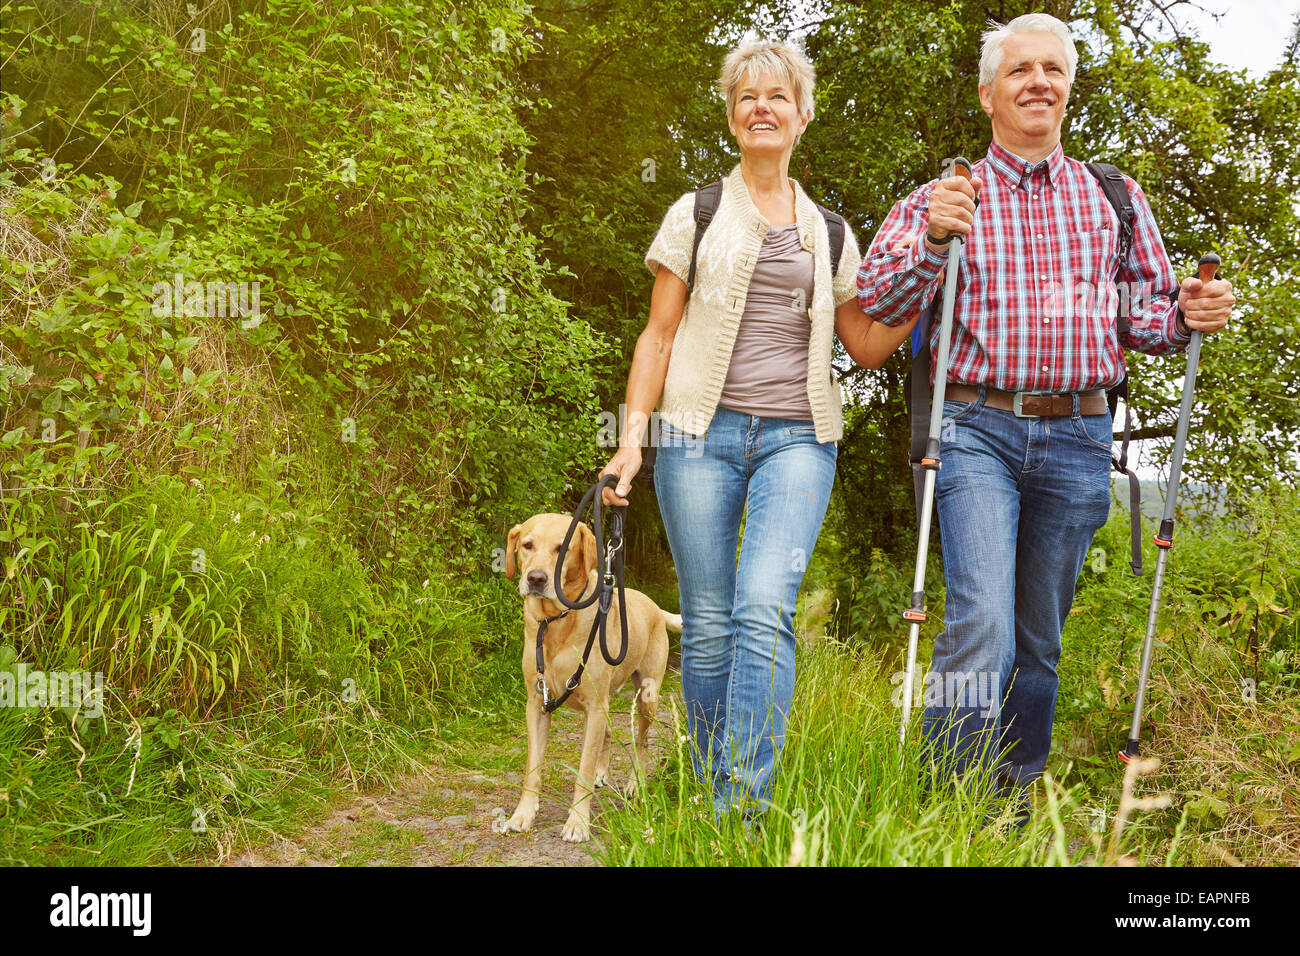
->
[924,387,1113,791]
[654,406,836,813]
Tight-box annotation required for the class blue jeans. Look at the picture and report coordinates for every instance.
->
[654,406,837,813]
[923,387,1113,791]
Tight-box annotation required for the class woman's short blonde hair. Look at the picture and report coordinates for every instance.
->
[716,40,816,121]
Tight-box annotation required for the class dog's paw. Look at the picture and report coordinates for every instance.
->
[622,776,638,800]
[497,805,535,835]
[591,768,609,790]
[560,811,590,843]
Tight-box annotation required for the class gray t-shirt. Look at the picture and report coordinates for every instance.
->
[718,223,815,420]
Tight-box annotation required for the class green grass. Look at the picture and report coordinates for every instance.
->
[0,676,438,864]
[1,470,1294,866]
[591,492,1300,867]
[0,465,521,865]
[594,637,1120,866]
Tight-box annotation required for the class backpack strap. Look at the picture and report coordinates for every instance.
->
[689,181,844,292]
[688,180,724,293]
[1085,162,1136,340]
[1087,161,1143,575]
[1109,375,1143,575]
[818,204,846,278]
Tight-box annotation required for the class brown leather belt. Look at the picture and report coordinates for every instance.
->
[945,384,1108,418]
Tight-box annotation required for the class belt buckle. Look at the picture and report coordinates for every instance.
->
[1012,391,1045,418]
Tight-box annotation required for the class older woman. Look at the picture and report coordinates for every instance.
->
[600,40,918,817]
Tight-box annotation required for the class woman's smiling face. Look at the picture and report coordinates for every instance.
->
[728,72,808,158]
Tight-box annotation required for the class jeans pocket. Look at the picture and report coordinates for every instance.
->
[1071,413,1115,460]
[667,419,712,460]
[785,424,818,438]
[942,398,979,424]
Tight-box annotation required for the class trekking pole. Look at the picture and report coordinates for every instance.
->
[1119,253,1220,763]
[899,157,973,743]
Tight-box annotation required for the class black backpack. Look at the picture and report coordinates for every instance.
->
[639,182,847,478]
[904,161,1150,576]
[687,179,846,291]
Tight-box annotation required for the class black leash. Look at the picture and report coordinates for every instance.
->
[534,475,629,713]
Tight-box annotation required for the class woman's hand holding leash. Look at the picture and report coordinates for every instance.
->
[600,444,642,507]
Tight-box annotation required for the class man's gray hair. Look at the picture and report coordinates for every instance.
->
[979,13,1078,86]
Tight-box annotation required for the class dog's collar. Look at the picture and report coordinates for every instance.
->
[526,598,571,624]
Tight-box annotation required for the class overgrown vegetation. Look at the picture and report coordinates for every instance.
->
[0,0,1296,865]
[600,494,1299,866]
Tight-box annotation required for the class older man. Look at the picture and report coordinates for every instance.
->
[857,13,1234,804]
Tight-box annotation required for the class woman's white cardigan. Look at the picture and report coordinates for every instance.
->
[645,163,861,444]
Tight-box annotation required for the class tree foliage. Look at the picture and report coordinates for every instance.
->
[3,0,1295,585]
[2,0,605,576]
[802,0,1300,561]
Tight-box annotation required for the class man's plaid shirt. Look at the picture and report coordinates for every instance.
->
[857,140,1189,392]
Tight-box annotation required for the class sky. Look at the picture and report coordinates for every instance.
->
[1179,0,1299,75]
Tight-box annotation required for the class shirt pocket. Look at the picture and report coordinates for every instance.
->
[1069,219,1119,327]
[1076,215,1118,287]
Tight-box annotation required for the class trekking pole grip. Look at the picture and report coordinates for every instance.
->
[1185,252,1220,348]
[1198,252,1221,284]
[949,157,974,244]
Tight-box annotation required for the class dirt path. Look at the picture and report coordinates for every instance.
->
[230,611,833,868]
[230,683,670,867]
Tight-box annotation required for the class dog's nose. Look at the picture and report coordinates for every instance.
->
[526,570,548,589]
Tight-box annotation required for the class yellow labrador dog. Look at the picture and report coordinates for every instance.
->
[498,512,679,843]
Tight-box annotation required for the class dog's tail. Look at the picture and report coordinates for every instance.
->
[663,611,683,633]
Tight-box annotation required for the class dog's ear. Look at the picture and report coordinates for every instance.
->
[504,523,522,579]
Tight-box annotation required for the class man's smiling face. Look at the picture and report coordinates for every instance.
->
[979,30,1071,155]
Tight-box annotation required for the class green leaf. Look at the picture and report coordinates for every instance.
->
[1185,792,1229,822]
